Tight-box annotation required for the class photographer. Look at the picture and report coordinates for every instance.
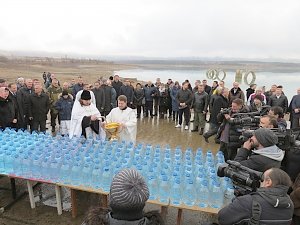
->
[259,115,278,128]
[234,128,284,172]
[218,168,294,225]
[217,98,249,161]
[268,106,287,130]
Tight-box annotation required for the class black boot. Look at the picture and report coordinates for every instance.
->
[191,126,198,132]
[199,128,204,135]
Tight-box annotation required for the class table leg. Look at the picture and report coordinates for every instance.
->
[161,206,168,221]
[176,209,183,225]
[71,189,77,218]
[26,180,35,209]
[55,185,62,215]
[102,194,108,208]
[10,178,16,199]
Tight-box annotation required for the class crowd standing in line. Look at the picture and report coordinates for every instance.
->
[2,73,300,225]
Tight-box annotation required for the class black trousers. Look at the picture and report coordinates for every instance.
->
[145,101,153,116]
[204,123,219,138]
[153,98,159,115]
[178,107,190,125]
[136,104,143,116]
[32,120,46,133]
[19,116,32,131]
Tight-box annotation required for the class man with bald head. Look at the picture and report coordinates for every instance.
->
[16,78,33,130]
[228,82,245,104]
[62,82,72,95]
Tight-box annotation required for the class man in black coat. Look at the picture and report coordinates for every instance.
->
[102,79,115,116]
[289,88,300,128]
[28,84,50,133]
[203,87,229,143]
[7,83,18,128]
[16,78,33,130]
[92,81,105,115]
[112,75,123,99]
[119,79,134,107]
[202,79,212,95]
[234,128,284,172]
[0,87,17,130]
[218,168,294,225]
[269,86,288,113]
[217,98,249,161]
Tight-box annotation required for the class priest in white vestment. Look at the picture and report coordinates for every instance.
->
[75,84,96,105]
[69,90,105,140]
[105,95,137,143]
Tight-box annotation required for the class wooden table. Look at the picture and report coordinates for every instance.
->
[3,175,219,224]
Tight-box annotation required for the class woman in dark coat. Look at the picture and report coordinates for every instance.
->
[158,84,169,118]
[133,83,145,118]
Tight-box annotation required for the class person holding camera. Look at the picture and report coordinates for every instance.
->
[234,128,284,172]
[217,98,249,161]
[218,168,294,225]
[268,106,287,130]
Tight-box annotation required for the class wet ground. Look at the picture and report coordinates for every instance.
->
[0,114,219,225]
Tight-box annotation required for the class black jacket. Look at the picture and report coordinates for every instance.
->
[102,85,114,112]
[176,88,193,108]
[16,86,33,119]
[204,85,212,95]
[192,91,208,113]
[112,80,123,98]
[92,87,106,113]
[0,97,16,128]
[269,94,288,113]
[210,94,229,124]
[120,85,134,103]
[134,88,145,106]
[246,88,255,100]
[28,93,50,121]
[234,146,283,172]
[218,186,294,225]
[228,87,245,104]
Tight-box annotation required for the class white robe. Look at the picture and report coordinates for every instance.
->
[69,100,105,140]
[106,107,137,144]
[75,90,96,105]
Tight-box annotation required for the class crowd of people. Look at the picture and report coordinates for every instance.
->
[1,73,300,224]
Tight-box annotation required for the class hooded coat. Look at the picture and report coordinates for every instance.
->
[218,186,294,225]
[234,145,284,172]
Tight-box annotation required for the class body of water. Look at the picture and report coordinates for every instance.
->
[116,69,300,101]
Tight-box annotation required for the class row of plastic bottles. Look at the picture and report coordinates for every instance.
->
[0,128,235,208]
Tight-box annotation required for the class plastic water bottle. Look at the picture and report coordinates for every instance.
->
[223,186,235,206]
[32,156,42,178]
[148,176,158,200]
[0,150,5,173]
[210,182,223,208]
[183,179,196,206]
[22,154,32,177]
[159,176,169,204]
[92,166,102,189]
[197,181,209,208]
[4,152,13,174]
[60,160,71,184]
[170,179,182,205]
[12,153,22,175]
[102,167,111,192]
[71,161,81,185]
[82,163,92,187]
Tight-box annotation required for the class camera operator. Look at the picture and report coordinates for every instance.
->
[218,168,294,225]
[259,115,278,129]
[217,98,249,161]
[268,106,287,130]
[234,128,284,172]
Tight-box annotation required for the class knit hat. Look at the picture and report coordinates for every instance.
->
[81,90,91,100]
[62,90,69,96]
[254,128,278,147]
[109,168,149,221]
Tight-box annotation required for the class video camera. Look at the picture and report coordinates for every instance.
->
[217,160,264,196]
[228,105,270,128]
[239,128,300,151]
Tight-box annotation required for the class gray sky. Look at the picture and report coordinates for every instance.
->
[0,0,300,59]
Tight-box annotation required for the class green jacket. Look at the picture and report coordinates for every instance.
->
[47,85,62,111]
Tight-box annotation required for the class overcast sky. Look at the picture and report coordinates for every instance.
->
[0,0,300,59]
